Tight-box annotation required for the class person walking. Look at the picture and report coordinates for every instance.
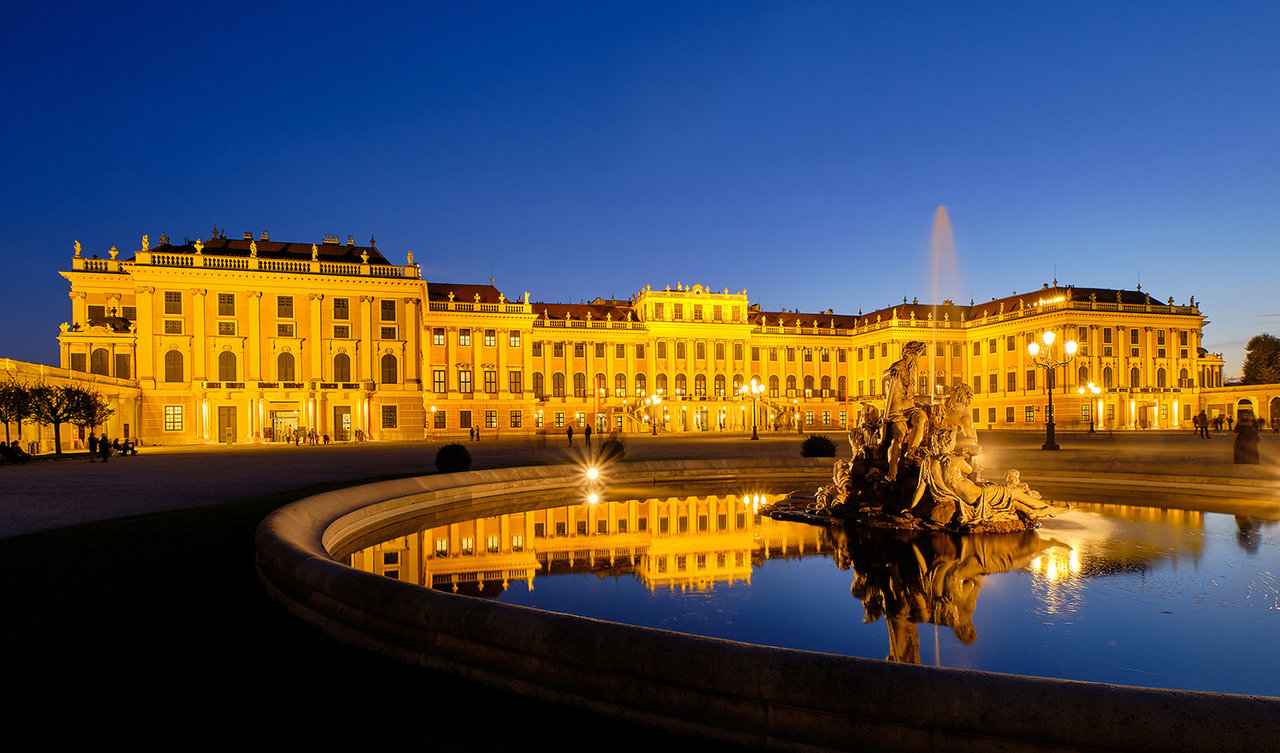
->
[87,432,99,462]
[566,426,574,446]
[584,424,592,447]
[98,432,110,463]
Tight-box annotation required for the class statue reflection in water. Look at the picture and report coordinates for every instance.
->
[827,523,1060,664]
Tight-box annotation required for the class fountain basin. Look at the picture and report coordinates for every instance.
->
[255,459,1279,753]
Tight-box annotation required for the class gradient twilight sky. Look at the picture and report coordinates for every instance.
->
[3,1,1276,376]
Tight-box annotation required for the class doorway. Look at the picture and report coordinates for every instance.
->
[217,406,237,444]
[271,410,299,441]
[333,406,351,442]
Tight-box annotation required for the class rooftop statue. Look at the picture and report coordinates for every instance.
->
[774,342,1069,534]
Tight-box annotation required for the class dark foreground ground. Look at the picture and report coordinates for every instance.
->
[3,431,1276,748]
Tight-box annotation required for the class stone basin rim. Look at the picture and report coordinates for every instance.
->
[255,458,1280,753]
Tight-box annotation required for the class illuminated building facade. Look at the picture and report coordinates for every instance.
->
[53,231,1238,446]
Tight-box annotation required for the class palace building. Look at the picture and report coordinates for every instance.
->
[50,230,1234,447]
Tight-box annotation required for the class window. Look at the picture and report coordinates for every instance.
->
[218,293,235,316]
[574,343,585,358]
[988,339,997,354]
[615,373,627,397]
[554,411,564,428]
[751,346,760,361]
[122,306,136,320]
[510,410,522,428]
[988,373,998,393]
[552,372,565,397]
[459,410,472,429]
[114,353,130,380]
[333,298,349,320]
[433,328,445,346]
[1026,369,1036,391]
[380,354,397,384]
[635,373,646,396]
[458,369,472,393]
[381,405,398,429]
[164,291,182,315]
[1007,371,1017,392]
[734,343,744,361]
[380,326,397,340]
[573,372,587,397]
[657,341,668,359]
[90,348,110,376]
[217,321,237,336]
[1025,406,1036,423]
[675,374,687,395]
[673,303,684,320]
[804,348,813,362]
[434,410,447,429]
[334,353,351,382]
[485,410,497,428]
[218,352,237,381]
[164,320,183,334]
[1005,335,1015,351]
[459,329,471,346]
[770,347,777,362]
[69,353,86,372]
[381,299,396,321]
[787,347,795,361]
[1130,367,1140,389]
[333,324,350,339]
[164,350,183,383]
[164,405,183,431]
[484,370,498,394]
[693,304,703,321]
[635,344,644,359]
[509,371,522,394]
[1006,406,1016,423]
[715,342,725,360]
[676,342,686,359]
[532,342,543,357]
[87,304,106,321]
[277,296,294,318]
[694,374,707,396]
[972,375,981,394]
[553,342,563,358]
[532,372,544,397]
[433,369,446,393]
[278,352,296,382]
[656,373,668,394]
[973,341,981,356]
[509,331,521,347]
[484,330,496,347]
[714,375,726,396]
[696,342,706,360]
[614,344,624,359]
[654,303,664,320]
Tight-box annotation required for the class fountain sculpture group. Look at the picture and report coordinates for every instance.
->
[774,341,1069,534]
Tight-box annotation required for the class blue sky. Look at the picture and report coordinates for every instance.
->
[3,1,1276,375]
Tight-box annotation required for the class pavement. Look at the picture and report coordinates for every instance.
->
[2,430,1278,538]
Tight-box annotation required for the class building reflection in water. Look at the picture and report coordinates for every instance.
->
[348,491,1265,671]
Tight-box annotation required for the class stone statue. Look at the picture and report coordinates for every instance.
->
[917,429,1065,530]
[193,239,204,254]
[311,243,318,261]
[142,234,149,252]
[108,245,118,260]
[882,341,928,481]
[250,240,258,257]
[74,240,82,257]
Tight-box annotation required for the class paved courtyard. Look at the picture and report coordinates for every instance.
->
[2,430,1277,538]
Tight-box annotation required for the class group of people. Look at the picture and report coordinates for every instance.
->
[86,432,138,462]
[1194,410,1271,439]
[1,440,32,464]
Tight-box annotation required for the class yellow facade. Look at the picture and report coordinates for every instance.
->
[53,232,1231,445]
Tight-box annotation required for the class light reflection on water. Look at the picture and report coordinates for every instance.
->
[347,488,1280,697]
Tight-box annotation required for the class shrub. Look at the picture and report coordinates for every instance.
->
[435,443,472,473]
[801,434,837,457]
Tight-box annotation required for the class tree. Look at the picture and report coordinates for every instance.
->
[70,387,116,434]
[28,383,89,455]
[1242,334,1280,385]
[0,378,32,444]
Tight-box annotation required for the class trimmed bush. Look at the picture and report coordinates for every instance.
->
[801,434,837,457]
[435,443,472,473]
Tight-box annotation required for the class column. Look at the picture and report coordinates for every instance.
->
[309,293,324,382]
[247,291,263,381]
[191,288,207,381]
[134,286,156,389]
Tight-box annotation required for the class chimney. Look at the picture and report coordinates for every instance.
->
[347,235,355,247]
[260,231,269,241]
[243,232,253,240]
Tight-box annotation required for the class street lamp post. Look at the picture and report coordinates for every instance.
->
[646,394,662,435]
[1078,381,1101,433]
[1028,330,1077,450]
[739,378,764,440]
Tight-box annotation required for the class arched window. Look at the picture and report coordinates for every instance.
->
[553,372,565,397]
[634,373,646,396]
[277,353,296,382]
[91,348,111,376]
[804,375,815,397]
[218,351,237,382]
[655,373,668,395]
[675,374,687,395]
[1103,366,1114,389]
[593,373,606,399]
[615,373,626,397]
[1157,368,1167,389]
[532,372,545,398]
[732,374,744,394]
[769,375,779,398]
[714,375,726,396]
[786,375,797,397]
[333,353,351,383]
[379,353,397,384]
[1129,367,1140,389]
[1179,368,1189,388]
[694,374,707,396]
[1078,365,1089,386]
[573,372,587,397]
[820,375,831,396]
[164,350,183,383]
[837,376,846,400]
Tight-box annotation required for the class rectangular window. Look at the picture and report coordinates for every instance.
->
[1078,326,1087,342]
[1007,372,1017,392]
[1006,406,1016,423]
[988,339,997,354]
[485,410,497,429]
[734,343,744,361]
[164,291,182,315]
[614,343,624,358]
[459,410,472,429]
[508,371,522,394]
[987,407,996,423]
[432,328,445,346]
[87,304,105,321]
[382,405,398,429]
[657,341,668,359]
[676,342,686,359]
[433,370,446,393]
[484,330,496,347]
[333,298,349,320]
[457,370,473,394]
[693,304,703,321]
[576,412,586,427]
[654,303,664,320]
[277,296,294,318]
[972,376,981,394]
[574,343,585,358]
[380,326,397,340]
[277,323,295,337]
[164,405,183,431]
[674,303,684,320]
[787,347,795,361]
[509,331,521,347]
[217,293,235,316]
[973,341,981,356]
[333,324,350,339]
[713,304,722,321]
[1006,335,1015,351]
[532,342,543,357]
[218,321,236,336]
[122,306,136,320]
[751,346,760,361]
[1025,406,1036,423]
[114,354,131,380]
[635,344,644,359]
[484,370,498,394]
[509,410,522,428]
[164,320,183,334]
[554,412,564,428]
[459,329,471,346]
[434,410,447,429]
[381,300,396,321]
[715,342,725,360]
[988,373,998,393]
[1131,329,1140,345]
[1026,370,1036,391]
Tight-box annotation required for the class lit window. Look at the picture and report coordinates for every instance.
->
[382,405,398,429]
[164,405,183,431]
